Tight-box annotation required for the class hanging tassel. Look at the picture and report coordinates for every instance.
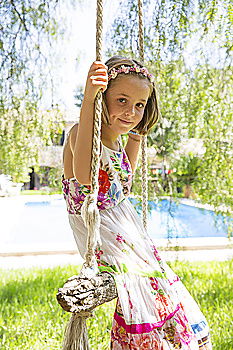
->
[62,312,92,350]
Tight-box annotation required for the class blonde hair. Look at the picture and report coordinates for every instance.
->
[102,55,160,135]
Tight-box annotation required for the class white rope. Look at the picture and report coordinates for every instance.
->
[62,1,104,349]
[80,0,103,276]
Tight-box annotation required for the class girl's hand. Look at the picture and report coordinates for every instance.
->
[84,61,108,102]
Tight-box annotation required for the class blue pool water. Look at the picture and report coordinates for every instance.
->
[23,197,231,239]
[2,196,231,255]
[135,199,231,239]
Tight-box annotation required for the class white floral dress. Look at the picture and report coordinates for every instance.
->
[62,140,212,350]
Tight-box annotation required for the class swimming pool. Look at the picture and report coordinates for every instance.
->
[131,198,231,239]
[1,195,232,254]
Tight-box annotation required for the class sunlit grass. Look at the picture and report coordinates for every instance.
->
[20,190,62,195]
[0,260,232,349]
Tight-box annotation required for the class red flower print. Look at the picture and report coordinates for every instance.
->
[155,291,169,308]
[121,152,131,173]
[95,248,104,260]
[98,169,111,193]
[116,233,126,244]
[62,181,69,195]
[150,277,159,291]
[152,245,162,262]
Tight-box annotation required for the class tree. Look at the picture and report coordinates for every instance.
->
[0,0,68,182]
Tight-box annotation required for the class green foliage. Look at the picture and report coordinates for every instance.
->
[0,0,61,105]
[169,259,233,349]
[189,66,233,215]
[38,165,64,192]
[0,260,232,349]
[166,152,203,201]
[0,105,65,182]
[0,0,68,183]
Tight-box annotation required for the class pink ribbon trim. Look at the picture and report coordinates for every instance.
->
[114,304,180,334]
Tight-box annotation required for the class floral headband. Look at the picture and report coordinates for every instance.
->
[108,65,154,83]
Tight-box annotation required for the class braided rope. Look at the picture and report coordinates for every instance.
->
[138,0,148,231]
[138,0,144,63]
[80,0,103,272]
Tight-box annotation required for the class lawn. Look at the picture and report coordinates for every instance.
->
[0,260,232,349]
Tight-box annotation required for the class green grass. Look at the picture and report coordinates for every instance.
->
[0,260,232,350]
[20,190,62,195]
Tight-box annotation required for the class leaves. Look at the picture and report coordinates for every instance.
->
[0,0,69,183]
[0,102,65,182]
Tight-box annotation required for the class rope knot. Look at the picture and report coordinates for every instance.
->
[74,311,93,319]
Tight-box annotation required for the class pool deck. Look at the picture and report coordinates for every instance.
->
[1,236,232,269]
[1,194,232,269]
[1,249,233,270]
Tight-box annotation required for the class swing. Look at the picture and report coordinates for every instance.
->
[57,1,148,349]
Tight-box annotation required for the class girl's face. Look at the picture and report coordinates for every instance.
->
[105,75,150,135]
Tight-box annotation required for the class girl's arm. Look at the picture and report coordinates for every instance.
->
[72,61,108,185]
[125,134,142,173]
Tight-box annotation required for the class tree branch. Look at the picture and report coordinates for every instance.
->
[10,0,29,32]
[56,272,118,313]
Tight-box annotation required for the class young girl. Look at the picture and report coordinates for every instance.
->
[62,56,212,350]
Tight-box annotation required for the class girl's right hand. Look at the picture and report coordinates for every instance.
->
[84,61,108,102]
